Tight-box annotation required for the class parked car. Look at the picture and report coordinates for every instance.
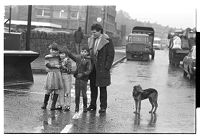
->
[182,46,196,80]
[153,37,162,50]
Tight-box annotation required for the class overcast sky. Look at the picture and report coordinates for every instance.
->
[115,0,197,29]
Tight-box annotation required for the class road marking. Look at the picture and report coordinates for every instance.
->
[72,111,83,119]
[61,124,73,133]
[115,49,125,53]
[61,107,83,133]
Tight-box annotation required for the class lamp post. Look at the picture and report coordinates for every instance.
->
[102,6,106,30]
[9,6,12,33]
[26,5,32,50]
[85,6,89,34]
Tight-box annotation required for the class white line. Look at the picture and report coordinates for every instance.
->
[60,124,73,133]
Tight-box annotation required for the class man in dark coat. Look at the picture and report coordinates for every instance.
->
[74,27,84,54]
[87,23,115,113]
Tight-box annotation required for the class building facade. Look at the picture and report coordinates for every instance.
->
[4,5,117,36]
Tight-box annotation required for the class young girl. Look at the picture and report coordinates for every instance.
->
[41,42,63,110]
[57,50,73,111]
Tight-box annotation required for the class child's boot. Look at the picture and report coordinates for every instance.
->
[83,98,87,112]
[50,94,59,110]
[41,94,50,109]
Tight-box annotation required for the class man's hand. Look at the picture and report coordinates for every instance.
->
[76,73,83,78]
[63,46,70,54]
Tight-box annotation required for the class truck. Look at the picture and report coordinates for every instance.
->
[168,28,195,67]
[126,26,155,61]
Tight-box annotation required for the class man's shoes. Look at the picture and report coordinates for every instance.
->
[64,106,70,112]
[83,107,87,112]
[87,106,96,111]
[99,108,106,113]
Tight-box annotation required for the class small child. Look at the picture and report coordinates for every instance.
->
[65,47,92,114]
[41,42,63,110]
[57,50,73,111]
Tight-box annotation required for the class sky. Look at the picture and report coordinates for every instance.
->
[115,0,198,29]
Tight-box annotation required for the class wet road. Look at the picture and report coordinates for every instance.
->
[4,49,196,133]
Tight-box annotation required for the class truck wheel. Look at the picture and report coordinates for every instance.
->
[152,52,155,60]
[187,67,194,80]
[169,59,172,64]
[183,70,187,77]
[142,54,149,61]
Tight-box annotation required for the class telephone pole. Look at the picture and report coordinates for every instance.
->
[85,6,89,34]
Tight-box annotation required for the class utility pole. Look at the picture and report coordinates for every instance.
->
[9,6,12,33]
[85,6,89,34]
[102,6,106,31]
[26,5,32,50]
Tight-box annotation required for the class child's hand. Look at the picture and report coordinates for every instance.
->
[55,64,61,68]
[77,73,83,78]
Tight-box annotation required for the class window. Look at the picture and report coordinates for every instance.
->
[128,35,148,43]
[107,14,115,23]
[36,9,43,16]
[36,8,50,17]
[53,10,68,18]
[53,10,60,18]
[60,10,68,18]
[70,11,78,19]
[79,12,86,20]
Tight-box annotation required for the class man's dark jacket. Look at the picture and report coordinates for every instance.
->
[88,34,115,87]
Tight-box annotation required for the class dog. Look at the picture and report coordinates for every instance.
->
[132,84,158,114]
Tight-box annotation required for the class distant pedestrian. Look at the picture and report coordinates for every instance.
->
[87,23,115,113]
[65,46,92,116]
[56,50,73,111]
[41,42,63,110]
[74,27,84,54]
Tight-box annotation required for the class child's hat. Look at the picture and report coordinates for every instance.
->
[49,42,59,51]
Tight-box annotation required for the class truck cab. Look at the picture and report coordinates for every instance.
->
[126,26,155,61]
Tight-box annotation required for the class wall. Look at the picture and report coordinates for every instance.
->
[20,30,122,58]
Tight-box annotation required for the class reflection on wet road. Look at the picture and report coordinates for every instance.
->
[4,50,195,133]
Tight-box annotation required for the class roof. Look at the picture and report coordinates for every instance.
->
[132,26,154,34]
[128,33,149,37]
[5,20,62,28]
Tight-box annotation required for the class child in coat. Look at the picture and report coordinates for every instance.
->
[65,46,92,114]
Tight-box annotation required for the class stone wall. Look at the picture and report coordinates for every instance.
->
[21,30,122,58]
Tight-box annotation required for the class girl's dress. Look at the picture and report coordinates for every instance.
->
[44,54,63,90]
